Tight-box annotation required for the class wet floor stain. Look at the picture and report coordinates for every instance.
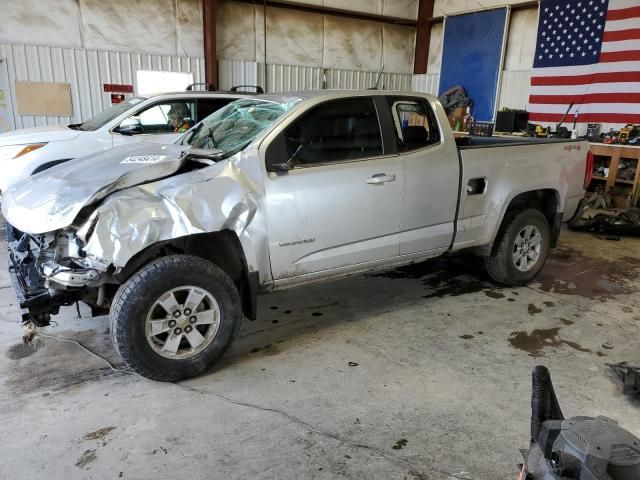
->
[82,427,116,442]
[460,334,474,340]
[392,438,408,450]
[536,247,639,299]
[366,249,639,308]
[373,255,500,300]
[528,304,543,315]
[6,342,40,360]
[621,256,640,265]
[484,290,505,299]
[151,446,168,455]
[250,344,280,356]
[368,248,639,303]
[508,327,605,357]
[75,449,97,468]
[311,312,323,317]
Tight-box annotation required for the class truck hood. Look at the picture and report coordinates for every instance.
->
[2,142,202,234]
[0,125,83,146]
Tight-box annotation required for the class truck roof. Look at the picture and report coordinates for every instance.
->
[256,89,435,104]
[144,90,259,99]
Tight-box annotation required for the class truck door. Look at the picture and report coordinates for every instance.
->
[263,97,403,280]
[384,96,460,255]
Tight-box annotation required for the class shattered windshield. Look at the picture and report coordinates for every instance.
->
[78,97,147,131]
[184,99,300,159]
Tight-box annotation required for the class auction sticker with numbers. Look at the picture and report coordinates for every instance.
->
[120,155,168,164]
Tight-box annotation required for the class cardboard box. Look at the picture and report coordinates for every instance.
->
[453,106,468,118]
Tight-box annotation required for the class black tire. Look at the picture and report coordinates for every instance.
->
[484,208,551,286]
[110,255,242,381]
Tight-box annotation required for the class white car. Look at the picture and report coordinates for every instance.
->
[0,89,254,195]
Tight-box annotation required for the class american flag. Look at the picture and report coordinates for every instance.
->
[528,0,640,125]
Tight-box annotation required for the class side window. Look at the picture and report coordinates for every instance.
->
[196,98,235,122]
[388,98,440,152]
[285,97,382,165]
[124,100,196,134]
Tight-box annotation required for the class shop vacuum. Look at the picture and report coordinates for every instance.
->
[520,366,640,479]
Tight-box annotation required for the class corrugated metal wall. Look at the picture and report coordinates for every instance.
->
[1,44,413,131]
[0,43,205,129]
[411,74,439,95]
[497,70,532,111]
[219,60,412,93]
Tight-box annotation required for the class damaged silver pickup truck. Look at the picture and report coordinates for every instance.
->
[2,91,591,380]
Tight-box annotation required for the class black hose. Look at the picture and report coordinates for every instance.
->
[530,366,564,444]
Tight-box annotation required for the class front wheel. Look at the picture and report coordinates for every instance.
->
[484,209,551,286]
[110,255,242,381]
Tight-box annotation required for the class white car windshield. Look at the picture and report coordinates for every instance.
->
[184,98,300,159]
[77,97,147,131]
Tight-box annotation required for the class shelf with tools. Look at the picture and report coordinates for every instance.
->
[588,144,640,209]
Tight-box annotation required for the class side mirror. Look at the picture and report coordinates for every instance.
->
[267,144,302,172]
[269,157,295,172]
[115,117,143,135]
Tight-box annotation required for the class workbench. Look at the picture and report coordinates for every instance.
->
[588,143,640,209]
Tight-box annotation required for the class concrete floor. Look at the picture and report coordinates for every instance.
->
[1,227,639,480]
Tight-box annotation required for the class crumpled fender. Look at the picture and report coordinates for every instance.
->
[77,157,263,274]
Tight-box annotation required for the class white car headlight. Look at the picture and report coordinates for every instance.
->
[0,143,47,161]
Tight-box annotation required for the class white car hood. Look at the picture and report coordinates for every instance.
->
[1,142,197,234]
[0,124,82,146]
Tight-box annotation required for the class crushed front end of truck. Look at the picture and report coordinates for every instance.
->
[7,225,106,326]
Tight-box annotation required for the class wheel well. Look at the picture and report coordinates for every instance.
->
[474,189,561,257]
[505,189,559,228]
[116,230,258,320]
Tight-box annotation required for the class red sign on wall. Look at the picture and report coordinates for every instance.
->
[103,83,133,93]
[111,93,126,104]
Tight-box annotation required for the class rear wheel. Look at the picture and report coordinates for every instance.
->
[110,255,241,381]
[484,209,550,286]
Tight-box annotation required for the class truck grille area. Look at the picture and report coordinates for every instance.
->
[6,224,83,326]
[7,225,49,297]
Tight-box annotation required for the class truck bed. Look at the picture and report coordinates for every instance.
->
[452,136,588,251]
[455,135,582,149]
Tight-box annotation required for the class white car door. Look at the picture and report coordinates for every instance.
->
[263,97,403,281]
[111,99,196,147]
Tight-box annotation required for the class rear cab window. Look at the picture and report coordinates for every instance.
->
[386,96,440,152]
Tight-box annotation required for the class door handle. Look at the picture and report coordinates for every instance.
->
[367,173,396,185]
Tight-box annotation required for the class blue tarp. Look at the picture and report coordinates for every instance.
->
[438,8,508,122]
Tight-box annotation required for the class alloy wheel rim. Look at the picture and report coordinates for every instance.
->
[512,225,542,272]
[145,285,221,359]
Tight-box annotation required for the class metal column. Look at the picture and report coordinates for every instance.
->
[203,0,219,90]
[413,0,435,74]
